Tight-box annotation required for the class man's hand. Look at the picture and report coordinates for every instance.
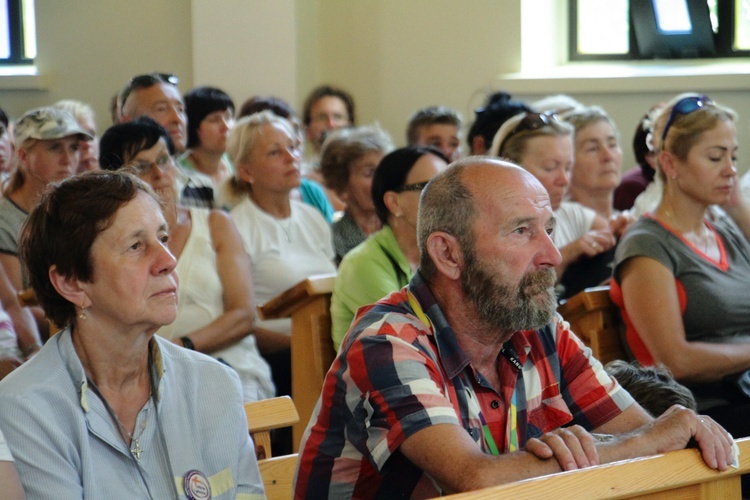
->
[640,405,735,470]
[525,425,599,471]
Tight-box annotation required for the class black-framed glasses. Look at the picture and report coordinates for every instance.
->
[120,73,180,108]
[660,95,712,144]
[497,112,559,155]
[396,181,429,193]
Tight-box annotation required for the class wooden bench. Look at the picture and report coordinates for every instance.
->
[558,285,628,365]
[443,437,750,499]
[258,273,336,451]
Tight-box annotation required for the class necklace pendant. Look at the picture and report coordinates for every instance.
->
[131,438,142,462]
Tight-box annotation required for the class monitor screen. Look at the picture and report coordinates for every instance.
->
[631,0,715,58]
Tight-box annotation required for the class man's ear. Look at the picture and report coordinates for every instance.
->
[48,265,90,309]
[426,232,463,281]
[383,191,402,218]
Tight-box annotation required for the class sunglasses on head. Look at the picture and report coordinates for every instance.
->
[660,95,712,144]
[395,181,429,193]
[120,73,179,107]
[497,112,559,155]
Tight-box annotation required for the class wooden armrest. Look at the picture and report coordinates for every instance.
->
[444,437,750,499]
[245,396,300,433]
[258,273,336,320]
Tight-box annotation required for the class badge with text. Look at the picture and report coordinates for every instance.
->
[184,469,212,500]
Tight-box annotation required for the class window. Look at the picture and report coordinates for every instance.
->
[570,0,750,60]
[0,0,35,65]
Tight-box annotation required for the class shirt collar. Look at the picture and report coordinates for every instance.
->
[406,272,471,379]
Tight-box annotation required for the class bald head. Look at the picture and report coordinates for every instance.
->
[417,156,550,279]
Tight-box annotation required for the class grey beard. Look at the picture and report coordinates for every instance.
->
[461,254,557,334]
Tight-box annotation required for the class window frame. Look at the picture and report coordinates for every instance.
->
[569,0,749,61]
[0,0,33,66]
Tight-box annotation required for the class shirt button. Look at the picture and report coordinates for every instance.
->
[491,400,500,409]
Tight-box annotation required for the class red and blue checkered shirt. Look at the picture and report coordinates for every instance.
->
[294,273,634,499]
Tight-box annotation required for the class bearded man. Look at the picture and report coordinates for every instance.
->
[294,157,735,499]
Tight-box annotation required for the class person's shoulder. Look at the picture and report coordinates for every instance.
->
[292,199,329,228]
[0,336,72,401]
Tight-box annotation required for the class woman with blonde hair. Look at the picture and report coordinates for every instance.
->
[612,93,750,439]
[225,110,335,401]
[0,107,92,336]
[491,111,615,297]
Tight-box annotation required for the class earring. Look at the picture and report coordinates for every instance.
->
[78,307,87,320]
[671,174,677,180]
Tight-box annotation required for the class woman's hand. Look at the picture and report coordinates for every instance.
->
[576,229,615,258]
[609,212,636,240]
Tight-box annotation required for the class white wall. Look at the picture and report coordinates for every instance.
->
[0,0,193,129]
[0,0,745,176]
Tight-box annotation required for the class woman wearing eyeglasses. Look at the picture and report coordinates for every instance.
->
[611,93,750,438]
[330,146,448,351]
[490,111,616,298]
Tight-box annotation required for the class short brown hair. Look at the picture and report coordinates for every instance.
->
[319,125,393,195]
[605,360,697,416]
[302,85,356,127]
[20,171,156,327]
[406,106,462,145]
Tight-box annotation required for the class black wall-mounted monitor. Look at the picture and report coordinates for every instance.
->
[630,0,716,58]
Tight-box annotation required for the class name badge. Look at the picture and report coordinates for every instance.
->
[184,470,212,500]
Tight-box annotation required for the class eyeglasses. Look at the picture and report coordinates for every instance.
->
[119,73,179,108]
[660,95,712,144]
[497,112,559,155]
[396,181,429,193]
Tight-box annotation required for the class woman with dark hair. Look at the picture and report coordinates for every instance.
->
[179,86,235,187]
[330,146,448,350]
[0,171,263,498]
[467,91,530,155]
[99,117,273,403]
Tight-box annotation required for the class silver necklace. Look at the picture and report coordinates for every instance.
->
[275,217,293,242]
[87,378,150,463]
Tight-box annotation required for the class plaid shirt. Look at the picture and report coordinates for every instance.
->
[294,273,634,499]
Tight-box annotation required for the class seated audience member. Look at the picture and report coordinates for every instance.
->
[234,95,334,222]
[118,72,214,208]
[301,85,356,212]
[0,107,92,336]
[226,110,336,401]
[99,117,274,403]
[180,86,235,187]
[295,158,735,498]
[0,106,15,175]
[319,125,394,263]
[613,108,660,211]
[605,360,697,416]
[54,99,100,173]
[0,428,24,500]
[406,106,462,161]
[0,172,263,498]
[0,262,41,378]
[612,93,750,440]
[467,91,530,155]
[563,106,634,238]
[491,111,615,298]
[330,146,448,351]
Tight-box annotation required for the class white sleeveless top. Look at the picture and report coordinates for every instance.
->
[157,208,275,402]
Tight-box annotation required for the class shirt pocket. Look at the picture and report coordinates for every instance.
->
[526,382,574,435]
